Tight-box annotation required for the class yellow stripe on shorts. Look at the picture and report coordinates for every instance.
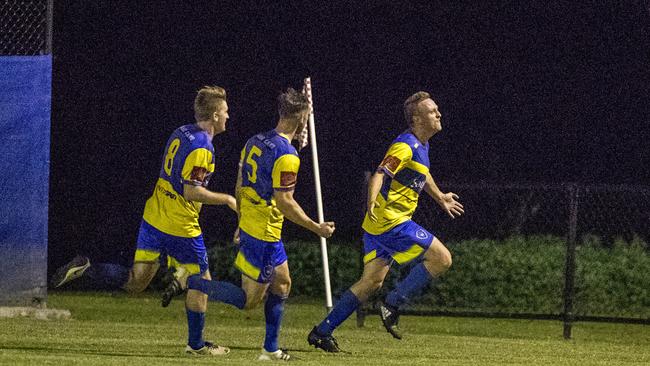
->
[234,251,261,280]
[363,250,377,264]
[134,249,160,263]
[392,244,424,264]
[168,256,201,275]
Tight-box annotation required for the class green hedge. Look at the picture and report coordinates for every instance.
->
[426,236,566,314]
[207,236,650,318]
[574,235,650,317]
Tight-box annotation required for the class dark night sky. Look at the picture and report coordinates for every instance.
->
[49,2,650,267]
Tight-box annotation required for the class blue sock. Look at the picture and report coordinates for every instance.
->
[186,308,205,350]
[263,293,286,352]
[316,289,360,336]
[386,263,433,309]
[187,275,246,310]
[85,263,130,290]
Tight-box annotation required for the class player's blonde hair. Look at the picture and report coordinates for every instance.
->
[278,88,310,119]
[403,91,431,126]
[194,86,227,122]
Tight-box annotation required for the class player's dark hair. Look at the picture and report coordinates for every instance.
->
[404,91,431,126]
[194,86,227,122]
[278,88,310,119]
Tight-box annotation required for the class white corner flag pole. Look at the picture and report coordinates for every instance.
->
[303,77,333,311]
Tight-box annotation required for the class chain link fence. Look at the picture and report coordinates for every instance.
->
[359,181,650,334]
[413,183,571,241]
[413,183,650,245]
[0,0,52,55]
[572,185,650,323]
[578,185,650,244]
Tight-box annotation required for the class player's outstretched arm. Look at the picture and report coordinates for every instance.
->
[184,184,237,211]
[366,171,385,222]
[274,190,335,238]
[424,173,464,218]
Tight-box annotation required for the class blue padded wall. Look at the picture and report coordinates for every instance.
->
[0,55,51,306]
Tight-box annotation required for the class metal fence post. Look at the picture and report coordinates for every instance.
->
[562,184,579,339]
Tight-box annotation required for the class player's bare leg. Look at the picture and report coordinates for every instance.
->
[185,270,210,312]
[421,238,452,277]
[122,262,159,294]
[241,274,270,310]
[185,270,230,356]
[350,258,391,301]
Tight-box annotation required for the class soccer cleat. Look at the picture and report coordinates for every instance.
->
[379,301,402,340]
[159,267,177,288]
[50,255,91,288]
[257,348,292,361]
[185,341,230,356]
[161,267,189,307]
[307,326,341,353]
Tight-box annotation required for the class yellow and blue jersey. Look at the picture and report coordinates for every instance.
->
[362,130,430,235]
[238,129,300,242]
[142,124,215,238]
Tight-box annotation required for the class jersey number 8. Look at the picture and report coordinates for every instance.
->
[164,138,181,176]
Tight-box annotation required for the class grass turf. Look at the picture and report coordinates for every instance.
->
[1,292,648,365]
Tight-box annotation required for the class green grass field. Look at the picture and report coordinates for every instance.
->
[1,292,648,365]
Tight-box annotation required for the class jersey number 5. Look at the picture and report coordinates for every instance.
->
[245,145,262,183]
[164,138,181,176]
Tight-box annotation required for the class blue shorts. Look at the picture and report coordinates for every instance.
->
[234,229,288,283]
[135,220,208,275]
[363,220,435,265]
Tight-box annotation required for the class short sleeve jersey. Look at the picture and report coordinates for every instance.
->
[238,129,300,242]
[362,130,430,235]
[142,124,215,237]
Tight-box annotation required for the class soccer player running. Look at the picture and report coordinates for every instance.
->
[161,87,335,361]
[51,86,237,356]
[308,91,464,352]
